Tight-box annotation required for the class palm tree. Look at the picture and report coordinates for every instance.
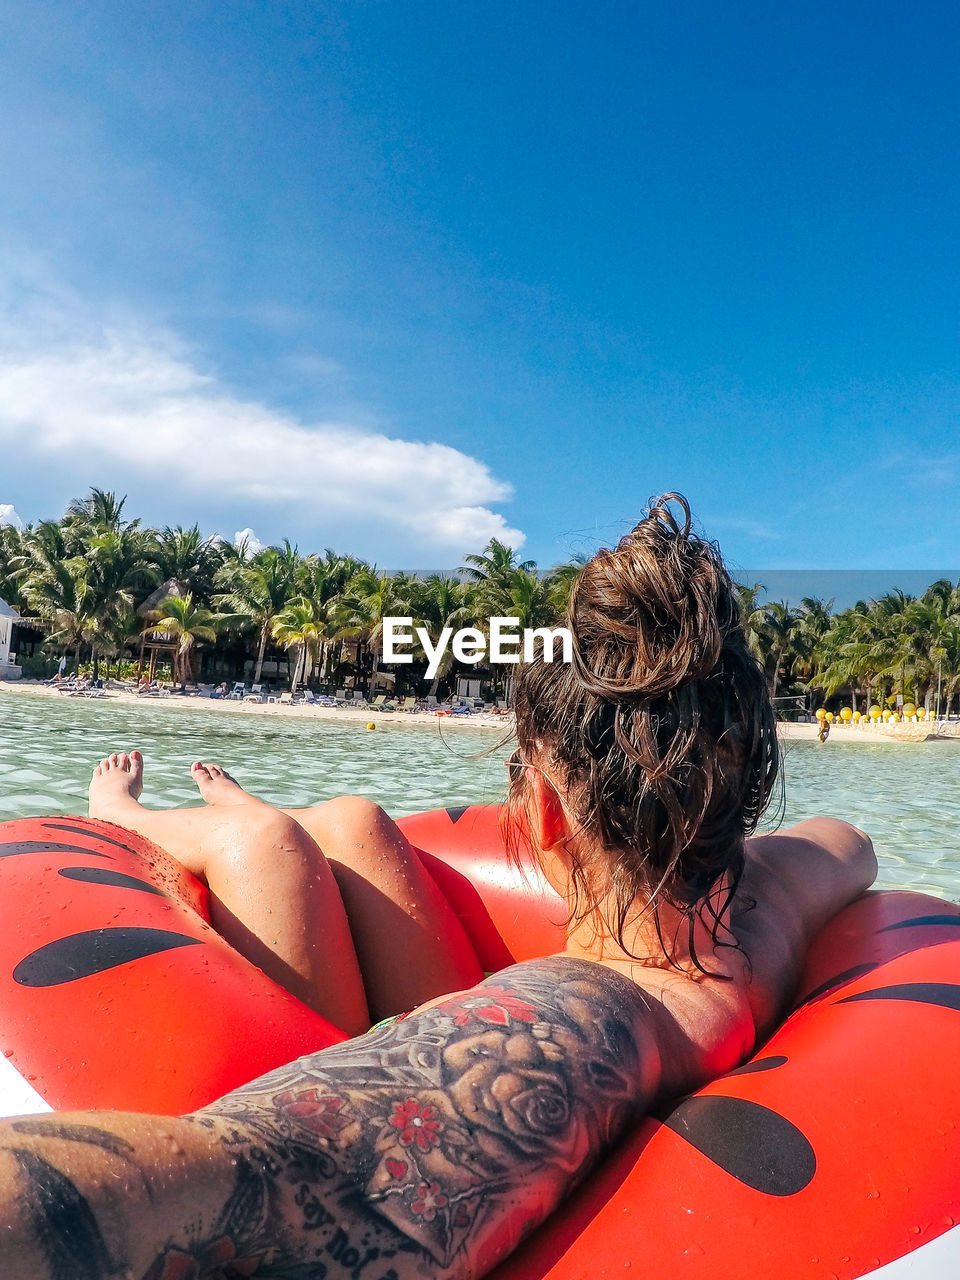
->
[761,601,799,699]
[460,540,537,615]
[337,569,416,697]
[216,544,301,683]
[83,527,158,677]
[148,594,227,688]
[544,556,587,615]
[732,582,767,661]
[409,575,477,697]
[153,526,225,606]
[19,509,155,675]
[0,521,27,612]
[271,597,327,695]
[22,554,94,665]
[65,489,130,536]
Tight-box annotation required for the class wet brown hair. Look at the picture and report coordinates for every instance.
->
[509,493,779,971]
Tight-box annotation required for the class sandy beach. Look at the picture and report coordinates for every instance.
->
[0,678,512,731]
[776,720,946,744]
[2,678,954,743]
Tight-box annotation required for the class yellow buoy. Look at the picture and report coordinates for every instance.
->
[869,704,881,719]
[366,722,376,730]
[815,708,827,720]
[825,712,834,723]
[918,707,927,719]
[840,707,853,721]
[903,702,916,718]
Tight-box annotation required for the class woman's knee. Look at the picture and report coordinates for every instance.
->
[316,795,390,839]
[209,806,320,875]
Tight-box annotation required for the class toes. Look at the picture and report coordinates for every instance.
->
[116,752,130,771]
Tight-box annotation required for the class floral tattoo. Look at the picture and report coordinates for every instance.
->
[2,958,656,1279]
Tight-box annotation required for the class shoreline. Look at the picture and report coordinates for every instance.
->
[776,721,947,744]
[2,679,955,743]
[0,679,510,731]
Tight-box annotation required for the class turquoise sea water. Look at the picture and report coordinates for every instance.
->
[1,690,958,900]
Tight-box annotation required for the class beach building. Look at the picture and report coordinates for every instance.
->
[0,599,21,679]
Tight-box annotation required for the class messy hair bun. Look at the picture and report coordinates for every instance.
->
[511,494,778,965]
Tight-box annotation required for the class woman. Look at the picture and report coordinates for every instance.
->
[0,496,875,1278]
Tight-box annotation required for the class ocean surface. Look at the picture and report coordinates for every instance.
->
[1,690,958,900]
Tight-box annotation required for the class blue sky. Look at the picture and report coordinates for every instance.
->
[1,1,959,573]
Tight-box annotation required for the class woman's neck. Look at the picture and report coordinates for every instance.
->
[562,877,741,981]
[562,880,755,1095]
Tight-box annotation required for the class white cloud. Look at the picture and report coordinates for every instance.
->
[233,528,264,557]
[0,278,525,555]
[0,504,23,529]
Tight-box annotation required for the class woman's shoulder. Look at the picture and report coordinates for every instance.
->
[734,820,878,1036]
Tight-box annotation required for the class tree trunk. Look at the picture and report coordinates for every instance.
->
[254,622,269,683]
[290,645,303,696]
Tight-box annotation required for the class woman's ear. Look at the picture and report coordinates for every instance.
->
[526,768,568,852]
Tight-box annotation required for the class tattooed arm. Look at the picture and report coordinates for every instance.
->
[0,958,659,1280]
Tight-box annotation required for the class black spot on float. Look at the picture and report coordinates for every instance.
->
[879,914,960,933]
[57,867,167,897]
[799,962,879,1005]
[445,806,470,824]
[662,1095,816,1195]
[41,821,141,857]
[0,841,112,860]
[723,1055,788,1077]
[838,982,960,1013]
[14,928,200,987]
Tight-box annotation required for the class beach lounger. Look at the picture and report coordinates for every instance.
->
[245,683,266,702]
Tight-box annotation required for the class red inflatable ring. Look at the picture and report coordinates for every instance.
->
[0,806,957,1278]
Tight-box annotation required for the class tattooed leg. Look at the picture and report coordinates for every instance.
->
[0,959,660,1280]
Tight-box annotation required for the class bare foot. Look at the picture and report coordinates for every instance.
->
[89,750,144,821]
[191,761,254,807]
